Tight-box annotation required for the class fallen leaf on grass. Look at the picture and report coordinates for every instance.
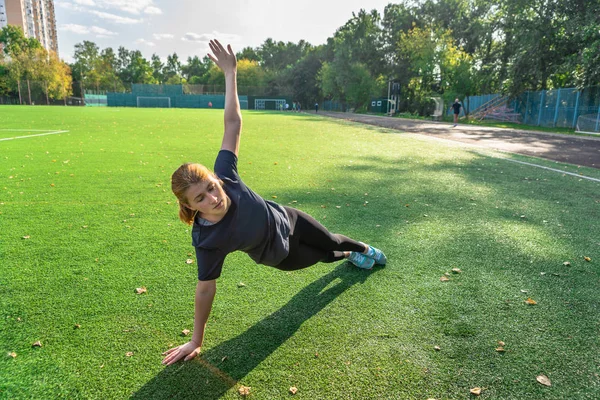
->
[272,195,277,199]
[32,341,42,347]
[470,387,482,395]
[74,324,81,329]
[563,261,571,266]
[496,347,505,352]
[181,329,190,336]
[237,282,246,288]
[238,386,251,396]
[221,356,228,362]
[584,256,591,262]
[434,346,441,351]
[451,268,462,273]
[185,259,194,264]
[289,386,298,395]
[8,352,17,358]
[135,286,147,294]
[440,276,450,282]
[126,352,134,357]
[22,235,30,239]
[525,298,537,305]
[498,341,505,346]
[536,375,551,386]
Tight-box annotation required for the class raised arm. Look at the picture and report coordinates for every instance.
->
[207,39,241,156]
[162,279,216,365]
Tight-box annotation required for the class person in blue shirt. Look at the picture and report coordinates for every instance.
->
[162,40,386,366]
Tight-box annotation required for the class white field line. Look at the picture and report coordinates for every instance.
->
[403,132,600,183]
[0,130,69,141]
[499,158,600,183]
[0,129,61,131]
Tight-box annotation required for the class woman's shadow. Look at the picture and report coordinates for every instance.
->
[132,263,381,399]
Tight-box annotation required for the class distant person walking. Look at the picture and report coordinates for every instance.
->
[452,98,462,126]
[315,102,319,113]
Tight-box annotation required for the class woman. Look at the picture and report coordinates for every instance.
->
[162,40,386,366]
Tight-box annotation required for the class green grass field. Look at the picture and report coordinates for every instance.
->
[1,106,599,399]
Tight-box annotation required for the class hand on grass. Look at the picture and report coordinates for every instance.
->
[162,341,201,365]
[207,39,237,74]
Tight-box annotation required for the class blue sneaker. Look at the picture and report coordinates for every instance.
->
[347,252,375,270]
[365,245,387,265]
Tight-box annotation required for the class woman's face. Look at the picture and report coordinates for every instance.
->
[184,177,230,221]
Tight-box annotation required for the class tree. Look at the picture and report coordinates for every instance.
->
[98,47,123,91]
[181,55,210,82]
[117,48,155,84]
[236,46,261,63]
[151,54,164,83]
[72,40,100,96]
[0,25,39,57]
[47,52,73,103]
[163,53,182,83]
[236,59,265,89]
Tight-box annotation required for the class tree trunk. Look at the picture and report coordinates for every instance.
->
[27,79,32,105]
[45,81,49,105]
[17,80,22,105]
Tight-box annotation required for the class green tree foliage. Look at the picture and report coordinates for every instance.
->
[181,55,211,83]
[316,9,386,110]
[0,25,41,57]
[163,53,182,83]
[13,0,595,112]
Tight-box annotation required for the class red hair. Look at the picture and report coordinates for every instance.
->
[171,163,215,225]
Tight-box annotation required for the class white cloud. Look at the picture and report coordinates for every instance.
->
[57,0,161,16]
[59,23,118,37]
[101,0,155,14]
[90,10,143,24]
[153,33,174,40]
[181,32,208,43]
[90,26,118,36]
[73,0,96,6]
[144,6,162,15]
[182,31,241,44]
[135,38,156,47]
[59,24,89,35]
[54,1,78,10]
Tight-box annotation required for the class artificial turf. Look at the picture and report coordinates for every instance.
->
[0,106,599,399]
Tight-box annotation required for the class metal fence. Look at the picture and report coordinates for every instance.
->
[513,87,600,129]
[451,87,600,131]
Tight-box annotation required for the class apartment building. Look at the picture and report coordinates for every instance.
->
[0,0,58,55]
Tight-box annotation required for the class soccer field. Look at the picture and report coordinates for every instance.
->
[1,106,599,399]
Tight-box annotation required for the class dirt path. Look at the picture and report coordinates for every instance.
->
[316,112,600,169]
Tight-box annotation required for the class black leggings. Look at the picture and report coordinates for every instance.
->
[274,206,365,271]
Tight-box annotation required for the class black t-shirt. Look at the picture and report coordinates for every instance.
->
[452,102,462,114]
[192,150,290,280]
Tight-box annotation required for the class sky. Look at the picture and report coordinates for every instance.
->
[55,0,393,64]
